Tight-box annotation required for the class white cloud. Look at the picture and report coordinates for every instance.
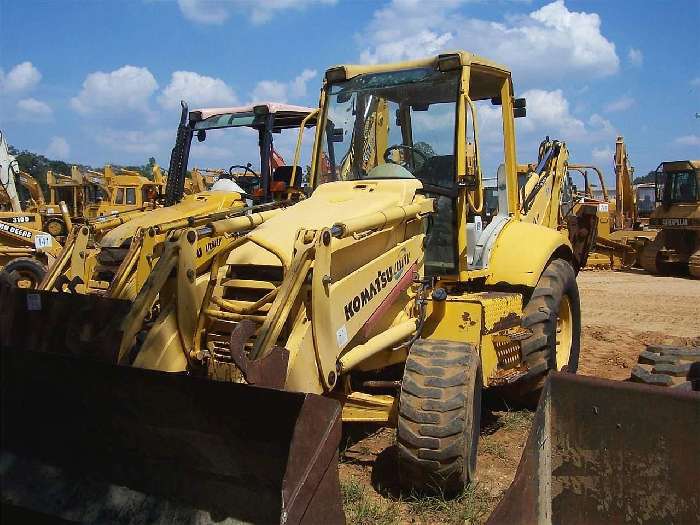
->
[178,0,336,25]
[46,137,70,160]
[517,89,615,143]
[604,95,635,113]
[95,128,172,154]
[691,77,700,87]
[16,98,53,121]
[359,0,619,80]
[251,69,317,103]
[592,146,613,164]
[0,62,42,93]
[674,134,700,147]
[627,47,643,67]
[70,65,158,115]
[158,71,237,110]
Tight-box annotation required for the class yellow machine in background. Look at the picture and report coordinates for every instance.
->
[81,164,165,220]
[40,102,317,299]
[1,52,598,524]
[641,160,700,277]
[0,163,166,287]
[518,137,599,269]
[562,136,658,269]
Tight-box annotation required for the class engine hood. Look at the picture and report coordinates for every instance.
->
[228,179,423,268]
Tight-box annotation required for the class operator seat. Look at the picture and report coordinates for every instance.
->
[272,166,304,188]
[414,155,454,188]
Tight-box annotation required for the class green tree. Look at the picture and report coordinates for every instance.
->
[633,170,656,185]
[8,144,72,196]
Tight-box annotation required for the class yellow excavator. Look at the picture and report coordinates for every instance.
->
[2,52,691,524]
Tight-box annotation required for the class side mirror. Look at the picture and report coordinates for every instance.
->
[196,129,206,142]
[513,97,526,118]
[330,127,344,143]
[336,92,352,104]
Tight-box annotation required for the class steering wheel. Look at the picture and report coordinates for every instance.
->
[228,164,257,178]
[383,144,428,170]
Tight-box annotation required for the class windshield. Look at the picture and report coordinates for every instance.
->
[637,186,655,214]
[662,170,698,204]
[194,112,262,131]
[317,68,459,188]
[187,111,313,199]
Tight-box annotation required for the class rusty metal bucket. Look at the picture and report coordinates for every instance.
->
[489,373,700,524]
[1,289,344,524]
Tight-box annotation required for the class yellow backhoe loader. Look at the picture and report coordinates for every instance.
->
[517,137,599,269]
[38,102,316,299]
[3,52,601,523]
[0,164,164,288]
[641,159,700,277]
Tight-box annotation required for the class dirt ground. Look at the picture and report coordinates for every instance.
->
[339,270,700,524]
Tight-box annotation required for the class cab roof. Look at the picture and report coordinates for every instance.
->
[190,103,317,131]
[325,51,511,82]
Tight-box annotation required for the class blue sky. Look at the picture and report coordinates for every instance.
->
[1,0,698,182]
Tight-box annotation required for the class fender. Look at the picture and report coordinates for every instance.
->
[485,219,572,288]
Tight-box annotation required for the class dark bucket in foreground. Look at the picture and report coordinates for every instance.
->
[0,347,344,524]
[488,372,700,524]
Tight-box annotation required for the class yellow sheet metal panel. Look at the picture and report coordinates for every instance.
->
[486,219,572,288]
[422,296,483,344]
[474,291,522,333]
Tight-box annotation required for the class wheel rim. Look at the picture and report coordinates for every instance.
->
[555,295,573,371]
[15,270,40,289]
[47,221,63,237]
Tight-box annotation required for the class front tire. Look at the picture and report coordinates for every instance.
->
[397,339,481,495]
[520,259,581,377]
[0,257,47,289]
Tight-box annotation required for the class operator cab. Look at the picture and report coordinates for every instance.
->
[316,53,525,277]
[655,161,700,207]
[185,103,317,204]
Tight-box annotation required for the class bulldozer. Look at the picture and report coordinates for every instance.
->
[640,160,700,277]
[2,52,598,523]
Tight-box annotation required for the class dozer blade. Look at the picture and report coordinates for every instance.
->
[489,373,699,525]
[1,295,344,524]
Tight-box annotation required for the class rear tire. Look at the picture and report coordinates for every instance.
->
[520,259,581,377]
[0,257,47,289]
[397,339,481,495]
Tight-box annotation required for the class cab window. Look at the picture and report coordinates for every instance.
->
[115,188,125,205]
[126,187,137,205]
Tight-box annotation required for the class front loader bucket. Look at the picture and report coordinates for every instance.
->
[1,292,344,524]
[0,287,131,363]
[489,373,699,524]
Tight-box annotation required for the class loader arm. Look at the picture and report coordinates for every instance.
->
[520,138,570,228]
